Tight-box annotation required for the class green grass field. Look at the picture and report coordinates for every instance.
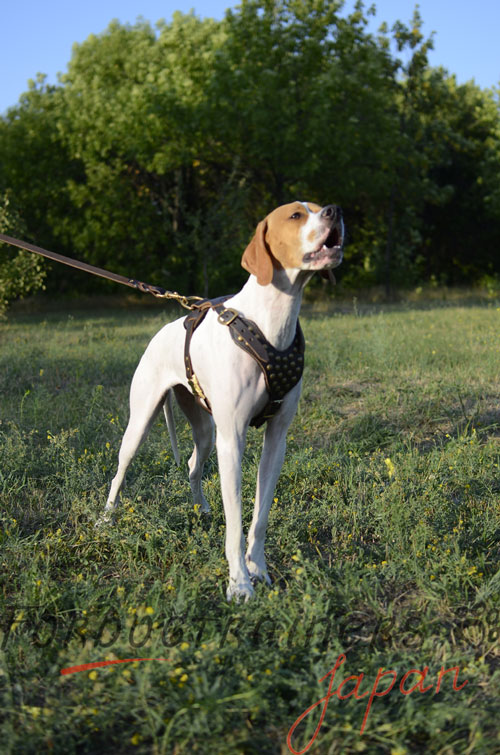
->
[1,296,499,754]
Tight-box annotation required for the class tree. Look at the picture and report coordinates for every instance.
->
[0,75,83,293]
[57,15,238,295]
[421,76,500,284]
[367,8,500,290]
[208,0,402,286]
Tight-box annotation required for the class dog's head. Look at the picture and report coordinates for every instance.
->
[241,201,344,286]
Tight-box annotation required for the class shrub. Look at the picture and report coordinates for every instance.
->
[0,191,46,316]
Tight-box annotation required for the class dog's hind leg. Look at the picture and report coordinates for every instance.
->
[163,389,180,466]
[173,385,215,513]
[98,365,169,524]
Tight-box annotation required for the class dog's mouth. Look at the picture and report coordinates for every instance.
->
[322,224,343,254]
[303,221,344,268]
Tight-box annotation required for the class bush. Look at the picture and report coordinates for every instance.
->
[0,191,46,316]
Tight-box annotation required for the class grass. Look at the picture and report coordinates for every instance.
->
[0,295,499,754]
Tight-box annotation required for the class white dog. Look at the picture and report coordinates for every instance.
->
[100,202,344,600]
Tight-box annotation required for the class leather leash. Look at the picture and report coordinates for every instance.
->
[1,231,306,427]
[0,232,203,310]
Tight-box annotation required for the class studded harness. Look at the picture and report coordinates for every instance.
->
[183,297,305,428]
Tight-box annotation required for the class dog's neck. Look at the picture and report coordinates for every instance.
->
[229,268,312,351]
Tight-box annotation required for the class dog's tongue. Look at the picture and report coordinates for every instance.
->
[321,269,336,284]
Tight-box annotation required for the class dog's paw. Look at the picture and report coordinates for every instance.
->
[246,559,272,586]
[94,511,114,529]
[249,574,272,589]
[226,579,255,602]
[200,493,211,514]
[194,498,211,515]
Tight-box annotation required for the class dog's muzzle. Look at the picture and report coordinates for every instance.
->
[303,205,344,269]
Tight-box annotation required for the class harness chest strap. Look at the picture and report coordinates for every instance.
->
[183,300,216,407]
[183,299,305,428]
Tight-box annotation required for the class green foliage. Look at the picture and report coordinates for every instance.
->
[0,75,81,256]
[421,77,500,283]
[0,192,45,316]
[1,299,499,752]
[0,1,499,296]
[55,14,242,295]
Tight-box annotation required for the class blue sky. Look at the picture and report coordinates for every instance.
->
[1,0,499,115]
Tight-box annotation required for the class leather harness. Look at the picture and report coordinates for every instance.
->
[183,297,305,428]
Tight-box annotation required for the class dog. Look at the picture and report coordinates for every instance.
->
[100,201,344,600]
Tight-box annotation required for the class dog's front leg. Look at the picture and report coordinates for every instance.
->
[246,388,300,584]
[216,428,254,601]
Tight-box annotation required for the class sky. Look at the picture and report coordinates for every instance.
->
[1,0,499,115]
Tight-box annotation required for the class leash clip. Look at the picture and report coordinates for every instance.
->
[188,374,207,400]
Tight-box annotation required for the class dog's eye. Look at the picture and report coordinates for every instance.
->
[290,212,302,220]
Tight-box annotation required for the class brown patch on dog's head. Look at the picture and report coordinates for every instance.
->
[241,202,322,285]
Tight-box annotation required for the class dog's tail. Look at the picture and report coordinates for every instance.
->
[163,390,180,466]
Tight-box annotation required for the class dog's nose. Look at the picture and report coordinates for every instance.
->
[321,204,341,220]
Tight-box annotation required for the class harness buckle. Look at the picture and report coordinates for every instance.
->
[218,308,239,326]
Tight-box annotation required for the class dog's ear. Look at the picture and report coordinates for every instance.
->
[241,219,274,286]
